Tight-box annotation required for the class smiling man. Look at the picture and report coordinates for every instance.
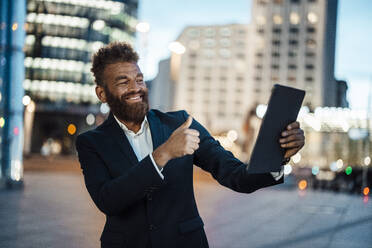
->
[76,42,305,248]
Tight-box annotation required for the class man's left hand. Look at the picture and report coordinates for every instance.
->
[279,121,305,159]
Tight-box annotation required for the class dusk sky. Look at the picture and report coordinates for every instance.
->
[138,0,372,110]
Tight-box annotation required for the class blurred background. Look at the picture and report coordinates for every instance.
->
[0,0,371,247]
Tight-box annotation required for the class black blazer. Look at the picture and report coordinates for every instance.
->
[76,109,283,248]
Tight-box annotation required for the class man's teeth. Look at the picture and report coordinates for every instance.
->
[129,96,141,100]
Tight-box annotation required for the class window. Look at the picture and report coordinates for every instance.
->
[272,28,281,34]
[220,27,232,36]
[288,64,297,69]
[306,39,316,49]
[289,40,298,46]
[271,64,279,69]
[289,27,299,33]
[203,39,215,47]
[255,76,262,81]
[219,49,231,58]
[306,52,315,57]
[307,12,318,24]
[288,51,297,57]
[187,29,200,38]
[236,76,244,81]
[305,64,314,70]
[220,38,230,47]
[256,52,264,57]
[288,76,296,82]
[257,28,265,34]
[272,40,281,46]
[272,52,280,57]
[271,76,279,82]
[189,53,197,59]
[236,53,245,59]
[204,28,216,37]
[290,12,300,25]
[307,27,316,33]
[256,16,266,25]
[255,64,263,69]
[273,15,283,25]
[305,77,313,82]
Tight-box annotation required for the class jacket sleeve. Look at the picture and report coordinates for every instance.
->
[183,111,283,193]
[75,134,166,216]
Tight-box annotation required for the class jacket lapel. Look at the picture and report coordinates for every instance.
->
[104,109,165,167]
[105,112,139,166]
[147,109,166,151]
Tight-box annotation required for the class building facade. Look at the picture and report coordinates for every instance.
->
[23,0,138,154]
[250,0,339,110]
[172,24,254,133]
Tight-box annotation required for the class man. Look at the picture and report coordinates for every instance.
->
[76,42,305,248]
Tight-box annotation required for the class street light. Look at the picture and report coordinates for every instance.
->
[136,22,150,33]
[136,21,150,77]
[168,41,186,55]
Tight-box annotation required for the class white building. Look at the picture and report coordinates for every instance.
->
[172,24,254,133]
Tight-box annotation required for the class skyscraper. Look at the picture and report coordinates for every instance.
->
[23,0,138,154]
[250,0,338,110]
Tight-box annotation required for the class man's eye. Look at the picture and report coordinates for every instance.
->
[119,81,128,84]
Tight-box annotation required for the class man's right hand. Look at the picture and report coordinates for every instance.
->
[152,116,200,167]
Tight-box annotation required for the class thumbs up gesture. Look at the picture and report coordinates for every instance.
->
[152,116,200,167]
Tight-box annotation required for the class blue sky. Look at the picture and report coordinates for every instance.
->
[138,0,372,110]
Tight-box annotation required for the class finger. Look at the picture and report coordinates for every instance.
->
[287,121,300,130]
[187,135,200,144]
[281,140,303,148]
[279,134,303,143]
[281,128,303,137]
[185,147,196,155]
[184,128,200,137]
[189,142,199,151]
[181,116,193,129]
[284,148,298,158]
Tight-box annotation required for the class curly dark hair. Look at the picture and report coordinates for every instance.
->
[91,42,139,87]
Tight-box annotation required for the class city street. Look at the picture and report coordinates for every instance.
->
[0,156,371,248]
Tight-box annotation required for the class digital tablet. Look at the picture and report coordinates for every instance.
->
[246,84,305,174]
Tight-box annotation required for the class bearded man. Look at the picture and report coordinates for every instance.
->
[75,42,305,248]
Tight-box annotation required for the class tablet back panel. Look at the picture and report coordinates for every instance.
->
[247,84,305,174]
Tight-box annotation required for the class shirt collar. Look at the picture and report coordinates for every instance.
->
[113,115,149,137]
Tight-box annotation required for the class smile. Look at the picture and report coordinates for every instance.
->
[125,95,142,102]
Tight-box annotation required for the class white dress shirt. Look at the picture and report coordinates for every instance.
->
[113,115,283,181]
[114,115,164,179]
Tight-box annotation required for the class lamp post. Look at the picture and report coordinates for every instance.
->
[136,22,150,77]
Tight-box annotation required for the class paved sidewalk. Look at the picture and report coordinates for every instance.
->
[0,157,371,248]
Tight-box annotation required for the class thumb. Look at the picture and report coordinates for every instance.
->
[178,116,193,130]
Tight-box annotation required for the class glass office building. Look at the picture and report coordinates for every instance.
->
[23,0,138,154]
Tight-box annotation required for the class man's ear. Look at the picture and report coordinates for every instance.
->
[95,85,107,103]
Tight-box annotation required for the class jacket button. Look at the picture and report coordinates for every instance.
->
[149,224,156,231]
[147,195,152,201]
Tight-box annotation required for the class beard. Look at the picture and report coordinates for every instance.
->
[104,86,149,124]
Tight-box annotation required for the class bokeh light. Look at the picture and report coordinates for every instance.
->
[298,180,307,190]
[67,124,76,135]
[86,114,95,126]
[345,166,352,175]
[363,187,370,196]
[0,117,5,128]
